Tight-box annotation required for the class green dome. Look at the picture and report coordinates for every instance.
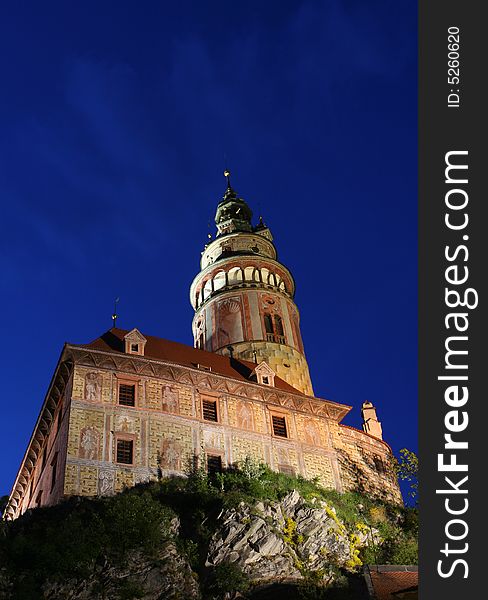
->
[215,178,253,235]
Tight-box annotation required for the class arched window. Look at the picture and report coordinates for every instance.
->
[203,278,213,300]
[274,315,284,337]
[196,333,204,350]
[213,271,226,292]
[264,313,274,334]
[228,267,243,285]
[244,266,254,281]
[263,312,286,344]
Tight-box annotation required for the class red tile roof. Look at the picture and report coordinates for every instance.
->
[366,566,418,599]
[77,328,304,395]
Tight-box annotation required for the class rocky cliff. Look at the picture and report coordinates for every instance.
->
[0,465,417,599]
[207,490,367,582]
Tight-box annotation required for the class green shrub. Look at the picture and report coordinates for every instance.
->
[207,561,250,596]
[103,489,175,555]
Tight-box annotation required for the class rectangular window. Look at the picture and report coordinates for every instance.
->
[272,415,288,438]
[116,439,134,464]
[51,453,58,491]
[278,464,295,476]
[118,383,136,407]
[36,490,43,507]
[202,398,218,422]
[207,454,222,474]
[131,343,139,353]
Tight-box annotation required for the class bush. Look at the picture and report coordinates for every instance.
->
[103,489,175,556]
[207,561,250,597]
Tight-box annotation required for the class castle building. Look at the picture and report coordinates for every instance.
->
[3,174,401,520]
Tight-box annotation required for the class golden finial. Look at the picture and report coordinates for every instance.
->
[223,169,231,189]
[112,297,119,328]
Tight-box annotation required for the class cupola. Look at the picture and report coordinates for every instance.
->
[214,170,253,236]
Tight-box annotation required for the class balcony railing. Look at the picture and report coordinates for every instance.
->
[266,333,286,344]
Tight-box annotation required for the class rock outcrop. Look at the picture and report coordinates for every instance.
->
[207,490,367,584]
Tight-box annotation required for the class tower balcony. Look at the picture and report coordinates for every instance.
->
[265,333,286,344]
[191,259,295,310]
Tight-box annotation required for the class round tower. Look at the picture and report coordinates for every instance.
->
[190,172,314,396]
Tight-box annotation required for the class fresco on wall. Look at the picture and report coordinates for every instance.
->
[217,298,243,348]
[79,427,100,460]
[162,386,179,414]
[237,400,253,430]
[85,372,102,402]
[159,439,181,470]
[304,420,321,446]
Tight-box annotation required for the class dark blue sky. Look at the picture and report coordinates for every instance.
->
[0,0,417,497]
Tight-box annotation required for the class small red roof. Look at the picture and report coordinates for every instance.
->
[77,328,304,396]
[366,566,418,599]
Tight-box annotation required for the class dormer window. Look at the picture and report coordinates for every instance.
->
[251,361,276,387]
[124,328,147,356]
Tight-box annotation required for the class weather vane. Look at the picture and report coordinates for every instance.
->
[112,297,120,328]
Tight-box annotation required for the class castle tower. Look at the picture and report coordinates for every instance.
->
[190,172,314,396]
